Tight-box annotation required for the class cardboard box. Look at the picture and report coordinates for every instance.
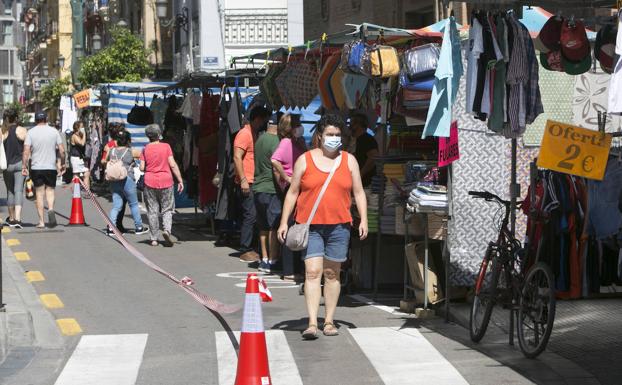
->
[405,242,444,304]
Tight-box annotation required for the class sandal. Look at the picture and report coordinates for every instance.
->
[302,324,319,340]
[323,322,339,336]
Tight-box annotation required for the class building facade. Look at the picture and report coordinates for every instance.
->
[0,0,24,112]
[170,0,304,78]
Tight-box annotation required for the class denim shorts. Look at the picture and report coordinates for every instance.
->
[302,224,351,263]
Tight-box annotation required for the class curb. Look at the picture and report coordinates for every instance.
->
[2,239,64,351]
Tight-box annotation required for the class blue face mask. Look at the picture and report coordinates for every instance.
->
[323,136,342,152]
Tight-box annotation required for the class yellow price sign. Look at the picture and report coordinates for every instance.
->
[537,120,612,180]
[73,89,91,109]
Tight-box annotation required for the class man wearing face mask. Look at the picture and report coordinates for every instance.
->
[278,114,368,340]
[234,106,271,262]
[350,113,378,187]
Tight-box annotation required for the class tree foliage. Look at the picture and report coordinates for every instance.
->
[78,27,153,87]
[39,77,71,110]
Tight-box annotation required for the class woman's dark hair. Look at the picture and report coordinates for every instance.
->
[316,113,346,136]
[116,130,131,147]
[4,108,17,123]
[350,113,369,130]
[73,121,82,133]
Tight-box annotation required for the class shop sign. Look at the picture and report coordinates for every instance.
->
[73,89,91,109]
[438,121,460,167]
[537,120,611,180]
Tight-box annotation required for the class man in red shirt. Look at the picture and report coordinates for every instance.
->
[101,123,128,233]
[233,106,270,262]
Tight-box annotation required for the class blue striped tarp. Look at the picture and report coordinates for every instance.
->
[104,82,174,150]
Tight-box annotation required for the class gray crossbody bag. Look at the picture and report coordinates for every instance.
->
[285,153,342,251]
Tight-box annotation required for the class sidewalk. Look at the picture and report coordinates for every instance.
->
[0,235,65,385]
[448,298,622,385]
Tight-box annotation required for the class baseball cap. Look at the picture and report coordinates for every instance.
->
[562,51,592,75]
[35,111,47,121]
[538,16,563,52]
[541,51,564,72]
[561,19,590,63]
[595,24,617,74]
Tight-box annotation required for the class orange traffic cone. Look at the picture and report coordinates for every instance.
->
[68,177,86,226]
[235,273,272,385]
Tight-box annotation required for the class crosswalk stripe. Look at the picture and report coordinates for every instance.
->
[54,334,148,385]
[215,330,303,385]
[349,327,469,385]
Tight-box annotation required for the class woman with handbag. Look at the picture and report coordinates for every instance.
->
[140,124,184,247]
[1,109,26,228]
[105,130,148,236]
[277,114,368,340]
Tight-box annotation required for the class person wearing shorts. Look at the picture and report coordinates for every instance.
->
[22,112,66,228]
[278,114,368,340]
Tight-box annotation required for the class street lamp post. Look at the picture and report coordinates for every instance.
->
[70,0,85,85]
[156,0,191,75]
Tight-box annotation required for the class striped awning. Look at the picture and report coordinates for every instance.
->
[103,82,174,150]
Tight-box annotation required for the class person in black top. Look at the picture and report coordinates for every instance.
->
[350,113,378,187]
[70,121,90,187]
[2,109,27,228]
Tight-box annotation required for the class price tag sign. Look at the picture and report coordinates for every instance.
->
[73,89,91,109]
[537,120,611,180]
[438,121,460,167]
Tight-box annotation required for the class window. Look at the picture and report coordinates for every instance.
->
[0,50,12,75]
[0,21,13,46]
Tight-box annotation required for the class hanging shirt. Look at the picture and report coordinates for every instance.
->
[466,18,484,115]
[422,17,463,138]
[608,11,622,114]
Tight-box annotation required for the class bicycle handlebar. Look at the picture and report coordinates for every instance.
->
[468,191,517,206]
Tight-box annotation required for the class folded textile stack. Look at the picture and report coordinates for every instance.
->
[408,184,448,210]
[364,189,379,233]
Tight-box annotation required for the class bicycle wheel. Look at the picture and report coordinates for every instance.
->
[470,247,501,343]
[518,262,556,358]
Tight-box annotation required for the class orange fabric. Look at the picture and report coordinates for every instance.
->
[295,151,353,225]
[233,125,255,183]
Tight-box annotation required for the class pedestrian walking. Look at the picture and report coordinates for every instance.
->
[101,123,128,232]
[233,106,271,262]
[105,130,148,236]
[2,109,27,228]
[271,113,306,281]
[253,120,281,273]
[277,114,368,340]
[140,124,184,247]
[22,111,66,228]
[70,121,91,188]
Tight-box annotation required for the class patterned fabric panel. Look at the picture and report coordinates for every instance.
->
[449,44,509,286]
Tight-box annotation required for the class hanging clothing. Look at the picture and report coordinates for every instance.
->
[422,16,463,138]
[197,91,220,207]
[215,87,242,221]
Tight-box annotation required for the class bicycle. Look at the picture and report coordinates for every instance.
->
[468,191,556,358]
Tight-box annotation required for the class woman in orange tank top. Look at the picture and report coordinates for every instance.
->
[277,114,368,340]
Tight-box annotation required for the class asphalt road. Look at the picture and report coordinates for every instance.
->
[0,180,537,385]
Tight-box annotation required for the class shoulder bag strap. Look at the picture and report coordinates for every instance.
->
[305,153,343,226]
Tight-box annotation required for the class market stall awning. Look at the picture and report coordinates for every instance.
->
[413,6,597,39]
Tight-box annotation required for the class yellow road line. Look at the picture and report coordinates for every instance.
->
[26,271,45,283]
[1,227,10,233]
[14,252,30,261]
[56,319,82,336]
[6,239,20,246]
[40,294,64,309]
